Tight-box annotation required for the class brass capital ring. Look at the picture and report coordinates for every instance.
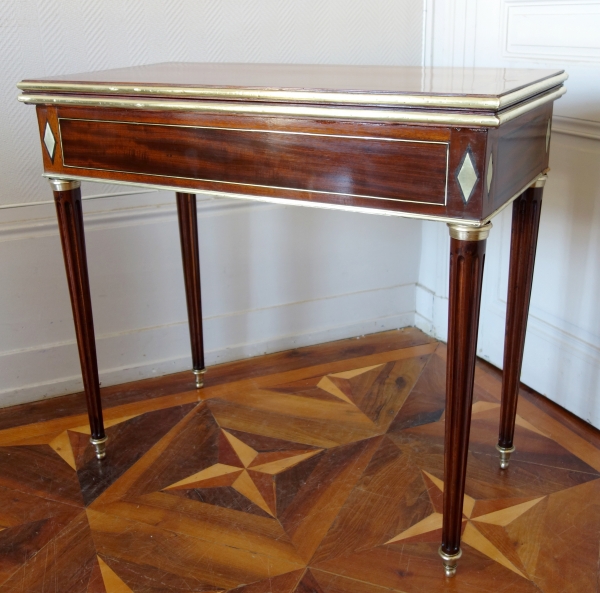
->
[48,178,81,192]
[447,221,492,242]
[531,173,548,188]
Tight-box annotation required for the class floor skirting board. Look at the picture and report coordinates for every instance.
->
[0,283,415,407]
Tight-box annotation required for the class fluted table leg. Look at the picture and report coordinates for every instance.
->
[497,173,546,468]
[176,192,206,388]
[440,222,491,576]
[51,178,106,460]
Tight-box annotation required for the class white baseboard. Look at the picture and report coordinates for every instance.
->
[415,284,600,428]
[0,281,415,408]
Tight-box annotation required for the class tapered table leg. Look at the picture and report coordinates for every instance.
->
[176,193,206,388]
[50,178,106,459]
[439,222,491,576]
[497,174,546,469]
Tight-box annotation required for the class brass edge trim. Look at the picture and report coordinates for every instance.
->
[42,173,487,226]
[58,116,450,144]
[48,178,80,191]
[17,72,567,110]
[497,72,567,109]
[531,173,548,188]
[57,117,449,207]
[42,168,547,227]
[19,94,502,127]
[497,86,566,125]
[447,221,492,241]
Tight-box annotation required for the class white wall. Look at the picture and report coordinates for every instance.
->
[417,0,600,428]
[4,0,598,430]
[0,0,424,407]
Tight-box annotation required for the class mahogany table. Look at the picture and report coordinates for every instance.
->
[18,63,566,576]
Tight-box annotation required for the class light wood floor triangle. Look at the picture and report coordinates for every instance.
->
[462,523,527,578]
[472,496,545,526]
[164,463,242,490]
[316,376,354,404]
[70,414,141,435]
[97,556,134,593]
[385,512,443,544]
[330,364,383,380]
[49,430,76,470]
[223,430,259,467]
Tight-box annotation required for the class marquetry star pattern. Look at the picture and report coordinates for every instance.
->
[386,469,545,579]
[1,334,599,593]
[163,428,323,517]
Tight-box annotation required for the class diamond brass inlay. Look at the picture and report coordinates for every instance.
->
[486,153,493,194]
[457,149,478,203]
[43,122,56,162]
[546,119,551,152]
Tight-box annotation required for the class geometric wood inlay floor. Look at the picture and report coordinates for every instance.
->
[0,328,598,592]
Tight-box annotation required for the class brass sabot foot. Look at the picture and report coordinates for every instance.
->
[193,368,206,389]
[496,444,516,469]
[439,546,462,577]
[90,436,108,460]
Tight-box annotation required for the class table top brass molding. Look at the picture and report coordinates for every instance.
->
[17,70,567,111]
[17,85,566,128]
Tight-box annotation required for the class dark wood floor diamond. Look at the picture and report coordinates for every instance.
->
[0,328,598,592]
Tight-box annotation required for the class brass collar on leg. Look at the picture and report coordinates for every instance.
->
[496,443,516,470]
[447,221,492,242]
[90,436,108,460]
[48,178,81,192]
[193,368,207,389]
[531,173,548,188]
[439,546,462,577]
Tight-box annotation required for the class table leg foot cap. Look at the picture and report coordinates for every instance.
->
[90,436,108,460]
[496,444,516,470]
[439,546,461,577]
[193,368,206,389]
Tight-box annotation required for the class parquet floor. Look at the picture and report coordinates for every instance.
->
[0,328,599,592]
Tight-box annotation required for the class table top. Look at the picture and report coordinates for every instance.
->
[21,63,563,225]
[19,63,566,112]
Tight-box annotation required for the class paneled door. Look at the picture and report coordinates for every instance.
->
[421,0,600,427]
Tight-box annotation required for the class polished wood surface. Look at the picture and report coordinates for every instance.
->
[60,117,449,206]
[0,329,598,592]
[499,185,544,450]
[176,193,205,376]
[483,105,551,219]
[36,102,551,222]
[52,184,105,442]
[443,235,487,557]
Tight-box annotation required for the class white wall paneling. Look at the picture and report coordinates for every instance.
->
[0,0,425,407]
[0,194,420,407]
[503,1,600,62]
[419,0,600,427]
[1,0,424,208]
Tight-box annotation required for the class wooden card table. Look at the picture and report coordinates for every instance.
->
[18,63,566,576]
